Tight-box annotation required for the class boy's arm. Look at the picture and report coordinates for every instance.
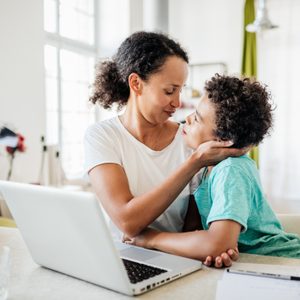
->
[125,220,241,261]
[182,195,203,232]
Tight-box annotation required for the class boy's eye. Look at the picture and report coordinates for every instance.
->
[194,114,198,122]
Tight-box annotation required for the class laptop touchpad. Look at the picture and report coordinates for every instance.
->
[120,247,161,261]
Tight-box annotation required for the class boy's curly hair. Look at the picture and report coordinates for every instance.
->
[205,74,274,148]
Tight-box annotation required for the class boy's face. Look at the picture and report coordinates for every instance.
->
[183,93,217,150]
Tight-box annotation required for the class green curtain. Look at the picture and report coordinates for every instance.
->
[242,0,259,167]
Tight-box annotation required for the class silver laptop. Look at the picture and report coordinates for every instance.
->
[0,181,201,296]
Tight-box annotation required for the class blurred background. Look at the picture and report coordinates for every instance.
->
[0,0,299,214]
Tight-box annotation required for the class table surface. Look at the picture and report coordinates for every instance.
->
[1,227,300,300]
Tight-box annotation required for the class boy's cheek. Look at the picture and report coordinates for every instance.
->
[184,136,198,150]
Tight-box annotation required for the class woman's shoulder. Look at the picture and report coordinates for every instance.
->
[84,117,124,148]
[85,116,120,137]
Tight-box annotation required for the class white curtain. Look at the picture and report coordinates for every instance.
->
[258,0,300,212]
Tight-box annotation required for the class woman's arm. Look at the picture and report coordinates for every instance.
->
[90,154,201,237]
[90,140,247,237]
[125,220,241,262]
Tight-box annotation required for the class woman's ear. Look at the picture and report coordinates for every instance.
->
[128,73,143,95]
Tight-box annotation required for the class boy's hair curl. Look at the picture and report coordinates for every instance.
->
[205,74,274,148]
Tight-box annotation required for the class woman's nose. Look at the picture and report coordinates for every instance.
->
[171,94,181,108]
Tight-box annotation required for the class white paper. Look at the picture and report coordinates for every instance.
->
[216,264,300,300]
[230,262,300,276]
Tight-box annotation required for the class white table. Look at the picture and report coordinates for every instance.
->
[1,227,300,300]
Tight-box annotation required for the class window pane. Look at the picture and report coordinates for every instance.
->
[61,142,84,178]
[45,45,59,145]
[44,45,58,76]
[44,0,57,33]
[46,77,58,111]
[59,0,95,45]
[46,111,59,145]
[60,49,95,178]
[77,0,94,14]
[44,0,96,179]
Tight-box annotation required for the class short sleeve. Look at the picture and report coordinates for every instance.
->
[189,169,205,194]
[84,123,121,175]
[207,166,252,232]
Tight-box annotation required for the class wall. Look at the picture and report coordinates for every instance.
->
[258,0,300,212]
[97,0,244,74]
[97,0,131,58]
[0,0,46,183]
[169,0,244,73]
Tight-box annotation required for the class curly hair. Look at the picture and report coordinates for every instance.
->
[89,31,189,110]
[205,74,274,148]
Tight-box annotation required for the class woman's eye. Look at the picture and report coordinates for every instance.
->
[165,90,174,95]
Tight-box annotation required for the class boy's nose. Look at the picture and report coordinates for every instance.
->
[185,114,191,125]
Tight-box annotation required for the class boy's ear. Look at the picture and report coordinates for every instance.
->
[128,73,143,95]
[216,138,235,147]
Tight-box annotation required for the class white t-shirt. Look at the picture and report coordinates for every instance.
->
[84,116,192,237]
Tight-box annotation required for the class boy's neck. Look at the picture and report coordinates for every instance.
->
[206,166,214,176]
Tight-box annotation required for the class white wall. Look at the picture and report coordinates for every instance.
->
[0,0,46,183]
[97,0,244,73]
[97,0,131,58]
[169,0,244,73]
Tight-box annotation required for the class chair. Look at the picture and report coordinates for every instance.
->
[277,214,300,235]
[0,216,16,227]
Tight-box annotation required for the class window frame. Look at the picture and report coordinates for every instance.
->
[44,0,99,180]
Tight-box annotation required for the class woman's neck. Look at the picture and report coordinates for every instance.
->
[119,101,178,151]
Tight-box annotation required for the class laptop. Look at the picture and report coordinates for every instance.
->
[0,181,202,296]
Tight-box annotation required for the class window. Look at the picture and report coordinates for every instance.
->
[44,0,97,179]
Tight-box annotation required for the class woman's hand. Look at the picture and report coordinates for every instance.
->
[203,246,239,268]
[122,228,159,249]
[192,140,251,168]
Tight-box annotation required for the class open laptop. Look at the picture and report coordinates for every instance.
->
[0,181,202,296]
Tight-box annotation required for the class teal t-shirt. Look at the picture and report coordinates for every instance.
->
[194,155,300,258]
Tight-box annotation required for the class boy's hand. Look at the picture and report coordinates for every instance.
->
[203,246,239,268]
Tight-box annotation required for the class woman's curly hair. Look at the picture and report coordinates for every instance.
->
[90,31,189,110]
[205,74,274,148]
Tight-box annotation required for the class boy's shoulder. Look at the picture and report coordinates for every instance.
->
[210,155,257,179]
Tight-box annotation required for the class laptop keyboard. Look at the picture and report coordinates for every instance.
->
[122,259,167,284]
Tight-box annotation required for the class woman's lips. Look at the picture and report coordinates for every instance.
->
[165,110,176,117]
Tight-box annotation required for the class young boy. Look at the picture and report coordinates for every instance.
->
[125,74,300,262]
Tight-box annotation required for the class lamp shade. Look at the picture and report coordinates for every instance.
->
[246,0,278,32]
[0,127,18,147]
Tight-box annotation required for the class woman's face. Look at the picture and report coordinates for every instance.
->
[183,93,217,150]
[138,56,188,124]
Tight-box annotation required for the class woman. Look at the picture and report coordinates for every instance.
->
[84,32,246,267]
